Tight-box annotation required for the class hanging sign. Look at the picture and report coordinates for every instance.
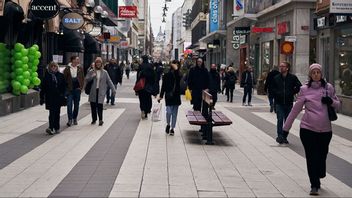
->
[233,0,244,17]
[62,12,85,30]
[29,0,59,19]
[209,0,219,32]
[118,6,137,18]
[281,41,294,55]
[330,0,352,14]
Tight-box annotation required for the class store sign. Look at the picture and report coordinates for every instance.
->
[281,41,294,55]
[62,12,84,30]
[209,0,219,32]
[251,27,274,33]
[235,27,250,35]
[336,15,347,23]
[120,40,129,48]
[0,0,4,16]
[277,22,289,35]
[233,0,244,17]
[285,36,297,42]
[330,0,352,14]
[317,17,326,27]
[118,6,137,18]
[29,0,59,19]
[231,30,240,50]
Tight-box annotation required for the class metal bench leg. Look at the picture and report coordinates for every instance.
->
[205,123,214,145]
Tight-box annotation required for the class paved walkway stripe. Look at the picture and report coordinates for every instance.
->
[0,103,91,169]
[50,104,140,197]
[0,109,123,197]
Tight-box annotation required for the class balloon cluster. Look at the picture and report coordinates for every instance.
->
[0,43,11,93]
[10,43,41,95]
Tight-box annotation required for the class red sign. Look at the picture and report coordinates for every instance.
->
[118,6,137,18]
[251,27,274,33]
[277,22,289,35]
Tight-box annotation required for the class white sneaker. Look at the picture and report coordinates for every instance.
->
[141,111,145,119]
[46,128,54,135]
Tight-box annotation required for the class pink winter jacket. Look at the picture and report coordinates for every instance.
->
[283,82,340,133]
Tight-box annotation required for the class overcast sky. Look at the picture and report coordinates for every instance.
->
[149,0,184,35]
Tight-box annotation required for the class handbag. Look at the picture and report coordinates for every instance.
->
[185,87,192,101]
[325,86,337,121]
[85,79,93,95]
[133,77,146,92]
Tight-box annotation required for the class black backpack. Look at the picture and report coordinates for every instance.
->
[228,75,237,85]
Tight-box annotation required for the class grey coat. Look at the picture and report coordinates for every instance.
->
[85,69,116,104]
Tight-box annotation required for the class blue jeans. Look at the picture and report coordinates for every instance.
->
[276,104,293,139]
[67,89,81,120]
[166,105,179,129]
[106,84,117,104]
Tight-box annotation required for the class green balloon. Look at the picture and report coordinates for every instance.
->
[28,55,35,62]
[28,84,34,89]
[15,60,23,68]
[10,57,15,63]
[32,44,39,51]
[14,52,22,60]
[31,72,38,78]
[20,85,28,94]
[21,56,29,64]
[22,64,29,71]
[16,75,24,83]
[23,71,30,79]
[2,72,10,79]
[34,51,41,59]
[15,68,23,75]
[33,59,39,67]
[31,66,38,72]
[0,43,6,51]
[14,43,24,52]
[21,48,29,56]
[23,78,30,86]
[33,77,41,86]
[29,47,36,55]
[12,81,21,90]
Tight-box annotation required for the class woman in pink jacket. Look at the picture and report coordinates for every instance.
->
[283,63,340,196]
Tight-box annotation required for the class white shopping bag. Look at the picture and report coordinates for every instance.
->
[152,102,162,122]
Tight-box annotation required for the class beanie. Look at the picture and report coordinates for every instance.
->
[309,63,322,73]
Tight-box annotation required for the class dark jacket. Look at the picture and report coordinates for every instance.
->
[188,66,209,91]
[209,69,221,93]
[136,62,158,95]
[160,70,182,106]
[272,73,302,105]
[105,63,122,85]
[63,64,84,92]
[240,70,256,88]
[264,69,280,96]
[40,70,66,110]
[224,71,237,89]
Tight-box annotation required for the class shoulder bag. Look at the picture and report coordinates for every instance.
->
[326,86,337,121]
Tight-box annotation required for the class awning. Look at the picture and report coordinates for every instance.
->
[186,44,199,50]
[59,28,84,52]
[84,33,100,54]
[102,17,117,26]
[227,14,257,27]
[199,30,226,43]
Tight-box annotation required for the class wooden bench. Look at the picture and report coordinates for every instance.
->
[186,90,232,144]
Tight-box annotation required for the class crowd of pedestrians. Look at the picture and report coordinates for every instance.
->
[38,53,340,196]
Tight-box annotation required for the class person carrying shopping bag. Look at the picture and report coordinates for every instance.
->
[85,57,116,126]
[158,60,182,136]
[283,63,340,195]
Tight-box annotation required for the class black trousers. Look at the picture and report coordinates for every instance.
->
[90,89,103,121]
[300,128,332,188]
[138,90,152,114]
[191,90,202,111]
[49,107,61,130]
[242,85,252,103]
[209,91,218,107]
[226,88,234,102]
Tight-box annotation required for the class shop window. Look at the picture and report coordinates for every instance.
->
[261,41,273,77]
[335,28,352,96]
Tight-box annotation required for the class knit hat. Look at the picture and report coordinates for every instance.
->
[309,63,322,73]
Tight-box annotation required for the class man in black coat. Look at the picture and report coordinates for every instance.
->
[272,61,302,144]
[187,58,209,111]
[240,66,256,106]
[264,66,280,112]
[105,59,122,105]
[208,63,221,107]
